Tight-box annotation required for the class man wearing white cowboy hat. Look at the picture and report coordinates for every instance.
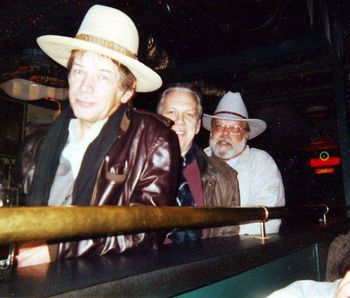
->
[16,5,180,266]
[203,91,285,235]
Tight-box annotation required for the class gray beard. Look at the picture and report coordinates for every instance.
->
[210,138,247,160]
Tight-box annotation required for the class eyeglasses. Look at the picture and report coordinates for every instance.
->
[212,124,247,134]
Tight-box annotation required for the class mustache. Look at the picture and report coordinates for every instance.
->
[215,137,233,144]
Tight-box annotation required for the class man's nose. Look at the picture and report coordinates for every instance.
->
[175,113,185,124]
[222,125,231,135]
[80,76,94,93]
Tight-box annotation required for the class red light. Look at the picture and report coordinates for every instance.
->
[315,168,335,174]
[309,157,341,168]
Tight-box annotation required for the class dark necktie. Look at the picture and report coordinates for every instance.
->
[168,148,202,244]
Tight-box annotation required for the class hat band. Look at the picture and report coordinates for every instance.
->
[215,111,247,119]
[75,34,137,59]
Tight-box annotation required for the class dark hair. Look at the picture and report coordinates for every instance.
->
[67,50,136,93]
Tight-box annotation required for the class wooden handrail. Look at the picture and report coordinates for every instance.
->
[0,204,332,245]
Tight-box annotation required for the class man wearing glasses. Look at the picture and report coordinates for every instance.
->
[203,91,285,235]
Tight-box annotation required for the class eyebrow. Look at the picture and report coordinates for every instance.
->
[166,105,196,111]
[72,61,82,68]
[72,62,115,75]
[97,69,115,75]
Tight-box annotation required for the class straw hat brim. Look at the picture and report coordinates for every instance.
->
[202,114,267,139]
[37,35,162,92]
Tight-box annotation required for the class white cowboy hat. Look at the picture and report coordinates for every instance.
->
[202,91,267,139]
[36,5,162,92]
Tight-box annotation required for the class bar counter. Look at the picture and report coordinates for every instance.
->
[0,220,348,297]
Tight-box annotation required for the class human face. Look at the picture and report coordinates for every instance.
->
[209,119,249,160]
[159,91,201,156]
[68,51,132,128]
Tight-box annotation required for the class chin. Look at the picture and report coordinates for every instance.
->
[73,112,95,122]
[211,144,236,160]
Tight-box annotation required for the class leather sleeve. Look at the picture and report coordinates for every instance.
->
[114,127,180,252]
[14,126,48,197]
[131,127,180,207]
[205,156,240,238]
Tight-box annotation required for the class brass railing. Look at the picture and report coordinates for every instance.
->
[0,204,332,245]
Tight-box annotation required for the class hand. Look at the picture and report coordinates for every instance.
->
[16,241,51,268]
[335,271,350,298]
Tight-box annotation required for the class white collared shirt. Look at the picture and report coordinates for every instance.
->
[48,118,107,206]
[205,145,285,235]
[266,278,342,298]
[62,118,108,179]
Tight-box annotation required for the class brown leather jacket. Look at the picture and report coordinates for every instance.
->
[18,107,180,260]
[194,146,240,237]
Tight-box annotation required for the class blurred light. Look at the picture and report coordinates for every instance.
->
[310,156,341,168]
[319,151,329,161]
[0,78,68,101]
[315,168,335,175]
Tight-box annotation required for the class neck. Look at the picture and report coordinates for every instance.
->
[228,145,246,161]
[181,143,194,157]
[75,120,94,142]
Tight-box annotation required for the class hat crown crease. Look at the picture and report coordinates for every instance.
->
[214,111,247,120]
[76,5,139,55]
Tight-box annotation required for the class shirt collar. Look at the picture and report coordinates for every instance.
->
[182,145,196,168]
[68,118,108,144]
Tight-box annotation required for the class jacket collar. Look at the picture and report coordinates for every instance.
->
[120,106,131,133]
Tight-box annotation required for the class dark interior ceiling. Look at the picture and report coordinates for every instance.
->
[0,0,349,152]
[0,2,347,74]
[0,1,318,67]
[0,0,350,92]
[0,1,346,74]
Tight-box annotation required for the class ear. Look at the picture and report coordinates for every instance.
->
[120,80,136,104]
[195,119,201,135]
[120,89,134,104]
[244,132,249,141]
